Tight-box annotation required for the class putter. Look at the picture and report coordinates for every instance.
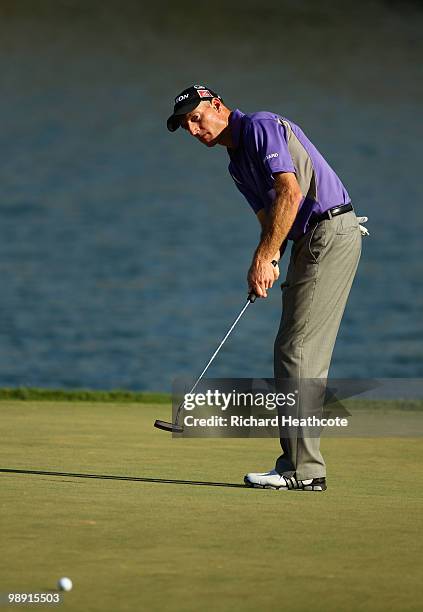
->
[154,291,258,433]
[155,261,278,433]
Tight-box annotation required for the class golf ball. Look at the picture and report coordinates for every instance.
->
[57,577,73,591]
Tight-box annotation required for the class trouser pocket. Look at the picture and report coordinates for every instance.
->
[307,221,327,263]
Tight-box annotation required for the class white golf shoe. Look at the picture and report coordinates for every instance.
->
[244,469,327,491]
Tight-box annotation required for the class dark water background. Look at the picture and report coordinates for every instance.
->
[0,0,422,391]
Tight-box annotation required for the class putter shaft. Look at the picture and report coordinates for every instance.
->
[172,292,256,426]
[154,288,264,433]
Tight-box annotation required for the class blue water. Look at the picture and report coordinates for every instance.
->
[0,2,421,390]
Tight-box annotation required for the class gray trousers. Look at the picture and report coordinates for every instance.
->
[274,211,361,480]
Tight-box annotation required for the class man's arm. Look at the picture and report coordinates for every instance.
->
[256,209,282,263]
[256,209,281,284]
[248,172,302,298]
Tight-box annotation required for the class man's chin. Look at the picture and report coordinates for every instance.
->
[203,137,218,148]
[198,138,218,147]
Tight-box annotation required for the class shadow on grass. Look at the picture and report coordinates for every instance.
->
[0,468,247,488]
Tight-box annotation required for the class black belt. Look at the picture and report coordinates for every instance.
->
[310,203,353,225]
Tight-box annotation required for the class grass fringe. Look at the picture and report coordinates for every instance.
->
[0,387,170,403]
[0,389,421,410]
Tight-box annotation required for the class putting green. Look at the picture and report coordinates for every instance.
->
[0,401,422,611]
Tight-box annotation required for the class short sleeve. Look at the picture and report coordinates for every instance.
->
[248,118,295,177]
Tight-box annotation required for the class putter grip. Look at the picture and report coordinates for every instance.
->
[248,260,278,302]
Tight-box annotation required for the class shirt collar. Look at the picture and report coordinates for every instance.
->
[228,108,245,149]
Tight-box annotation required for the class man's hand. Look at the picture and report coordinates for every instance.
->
[271,255,280,284]
[248,258,279,298]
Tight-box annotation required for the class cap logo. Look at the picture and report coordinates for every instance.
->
[175,93,189,104]
[198,89,213,98]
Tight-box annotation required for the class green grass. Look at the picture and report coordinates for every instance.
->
[0,387,170,403]
[0,401,422,611]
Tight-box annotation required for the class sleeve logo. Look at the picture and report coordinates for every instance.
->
[265,152,279,161]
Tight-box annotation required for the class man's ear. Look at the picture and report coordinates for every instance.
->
[212,98,221,112]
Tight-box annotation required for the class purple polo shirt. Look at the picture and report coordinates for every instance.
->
[227,109,351,241]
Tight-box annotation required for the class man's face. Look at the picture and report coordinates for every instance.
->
[180,100,226,147]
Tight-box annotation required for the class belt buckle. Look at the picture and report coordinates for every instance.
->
[327,208,333,220]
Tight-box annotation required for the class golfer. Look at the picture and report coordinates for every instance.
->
[167,85,366,492]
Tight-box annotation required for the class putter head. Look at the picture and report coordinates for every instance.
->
[154,419,184,433]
